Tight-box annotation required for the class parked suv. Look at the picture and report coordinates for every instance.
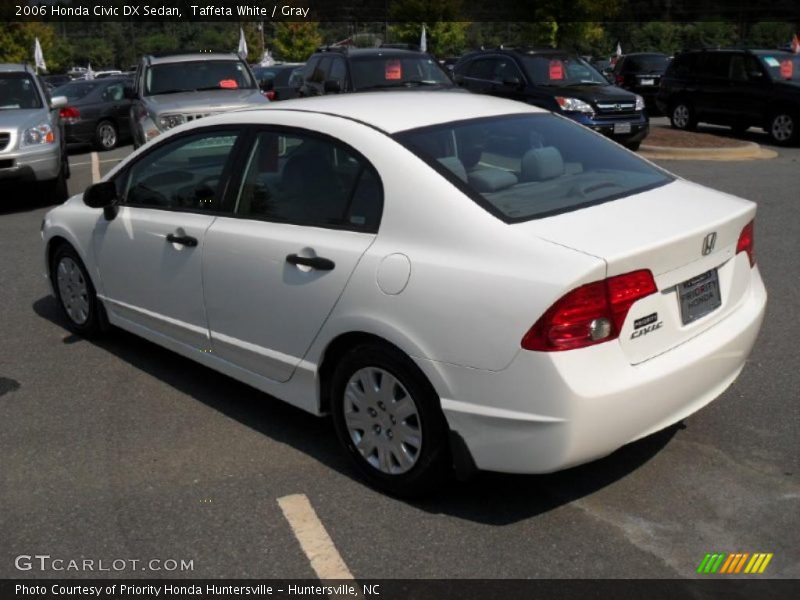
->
[128,52,268,148]
[612,52,670,113]
[0,64,70,201]
[656,49,800,145]
[453,48,649,150]
[298,47,455,96]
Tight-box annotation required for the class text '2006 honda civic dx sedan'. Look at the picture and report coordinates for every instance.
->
[41,92,766,496]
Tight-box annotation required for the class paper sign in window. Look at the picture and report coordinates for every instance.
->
[549,60,564,80]
[219,79,238,89]
[385,59,402,80]
[779,60,793,79]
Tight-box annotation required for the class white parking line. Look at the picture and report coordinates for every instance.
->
[70,158,122,167]
[277,493,356,580]
[90,152,101,183]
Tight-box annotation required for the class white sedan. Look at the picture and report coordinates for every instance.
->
[42,92,766,496]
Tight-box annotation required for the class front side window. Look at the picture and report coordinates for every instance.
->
[234,130,382,231]
[0,73,43,110]
[122,130,239,211]
[101,82,125,102]
[53,81,100,103]
[145,60,255,95]
[758,53,800,83]
[395,114,672,222]
[349,55,452,90]
[520,55,608,86]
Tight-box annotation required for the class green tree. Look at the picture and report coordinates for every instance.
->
[0,22,72,72]
[272,22,323,62]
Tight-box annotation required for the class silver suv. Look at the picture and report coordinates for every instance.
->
[128,53,269,148]
[0,64,70,201]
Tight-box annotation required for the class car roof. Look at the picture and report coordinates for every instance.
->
[147,53,242,65]
[314,48,431,59]
[231,90,546,134]
[0,63,36,74]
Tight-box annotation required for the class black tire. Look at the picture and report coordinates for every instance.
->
[767,111,797,146]
[624,141,641,151]
[330,343,451,497]
[50,244,106,337]
[94,120,119,151]
[669,100,697,131]
[41,160,69,204]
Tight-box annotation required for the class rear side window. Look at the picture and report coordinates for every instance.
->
[395,114,672,222]
[466,58,496,80]
[697,53,731,79]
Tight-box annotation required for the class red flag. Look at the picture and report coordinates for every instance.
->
[792,34,800,54]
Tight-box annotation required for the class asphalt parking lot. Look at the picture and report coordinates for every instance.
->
[1,124,799,580]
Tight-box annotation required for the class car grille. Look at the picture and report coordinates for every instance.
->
[0,132,10,152]
[595,102,637,117]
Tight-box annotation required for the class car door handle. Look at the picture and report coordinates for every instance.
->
[166,233,198,247]
[286,254,335,271]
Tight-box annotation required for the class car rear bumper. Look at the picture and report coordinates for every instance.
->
[426,267,766,474]
[0,145,61,183]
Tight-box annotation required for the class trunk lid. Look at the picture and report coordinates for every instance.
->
[517,179,757,364]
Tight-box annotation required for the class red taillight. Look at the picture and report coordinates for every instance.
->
[263,90,276,100]
[521,270,657,352]
[736,220,755,267]
[59,106,80,119]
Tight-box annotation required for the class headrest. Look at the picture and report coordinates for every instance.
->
[521,146,564,181]
[468,169,518,192]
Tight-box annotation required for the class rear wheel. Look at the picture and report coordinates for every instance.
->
[51,244,105,337]
[768,111,797,146]
[670,101,697,131]
[94,120,118,151]
[331,343,450,497]
[40,157,68,204]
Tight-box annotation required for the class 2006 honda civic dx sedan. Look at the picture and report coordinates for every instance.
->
[42,92,766,496]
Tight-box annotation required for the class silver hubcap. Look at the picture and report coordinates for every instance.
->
[99,123,117,148]
[56,257,90,325]
[772,114,793,141]
[343,367,422,475]
[673,105,689,128]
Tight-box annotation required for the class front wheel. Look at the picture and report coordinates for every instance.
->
[768,112,797,146]
[51,244,105,337]
[331,343,450,497]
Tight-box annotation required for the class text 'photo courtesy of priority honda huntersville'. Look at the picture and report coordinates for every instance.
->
[41,92,766,497]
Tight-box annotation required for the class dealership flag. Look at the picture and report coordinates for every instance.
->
[238,27,248,60]
[33,37,46,72]
[792,34,800,54]
[86,63,94,80]
[615,42,623,57]
[420,24,427,52]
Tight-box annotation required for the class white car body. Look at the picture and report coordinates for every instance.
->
[42,92,766,477]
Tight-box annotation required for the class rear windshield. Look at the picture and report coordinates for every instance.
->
[0,73,43,110]
[350,56,453,90]
[53,81,101,102]
[757,53,800,83]
[395,113,672,222]
[624,54,669,72]
[145,60,255,95]
[520,55,607,86]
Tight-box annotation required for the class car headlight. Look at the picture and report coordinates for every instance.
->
[22,123,55,146]
[555,97,595,115]
[157,114,185,131]
[635,94,645,111]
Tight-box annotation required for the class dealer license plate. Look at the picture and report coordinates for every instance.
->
[679,269,722,325]
[614,122,632,134]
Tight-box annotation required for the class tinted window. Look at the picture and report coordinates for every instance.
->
[329,58,347,85]
[697,53,731,79]
[466,58,496,79]
[495,59,523,82]
[101,82,125,102]
[302,56,320,82]
[53,81,101,102]
[0,73,43,109]
[758,53,800,83]
[623,54,669,72]
[520,55,607,86]
[123,131,239,211]
[395,114,672,222]
[145,60,255,95]
[234,130,382,231]
[667,53,696,78]
[349,55,452,90]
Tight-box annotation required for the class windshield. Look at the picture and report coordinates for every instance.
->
[521,55,608,87]
[395,113,672,222]
[0,73,43,110]
[53,81,101,102]
[350,56,453,90]
[145,60,255,95]
[758,54,800,83]
[624,54,669,72]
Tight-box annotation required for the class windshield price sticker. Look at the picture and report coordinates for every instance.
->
[780,60,793,79]
[219,79,238,89]
[549,60,564,80]
[385,60,402,80]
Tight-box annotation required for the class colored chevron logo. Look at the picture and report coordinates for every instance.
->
[697,552,774,574]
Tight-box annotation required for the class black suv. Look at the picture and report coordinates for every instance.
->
[298,47,455,96]
[656,49,800,145]
[453,48,649,150]
[612,53,670,113]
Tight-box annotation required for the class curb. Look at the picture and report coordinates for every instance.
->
[639,141,777,161]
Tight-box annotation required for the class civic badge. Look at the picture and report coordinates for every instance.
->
[702,232,717,256]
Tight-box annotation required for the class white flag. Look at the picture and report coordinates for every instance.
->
[34,37,46,72]
[238,27,248,60]
[86,63,94,80]
[615,42,622,57]
[420,24,427,53]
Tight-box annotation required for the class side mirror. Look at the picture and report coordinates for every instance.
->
[84,181,117,209]
[259,78,275,92]
[123,86,136,100]
[323,79,341,93]
[50,95,68,109]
